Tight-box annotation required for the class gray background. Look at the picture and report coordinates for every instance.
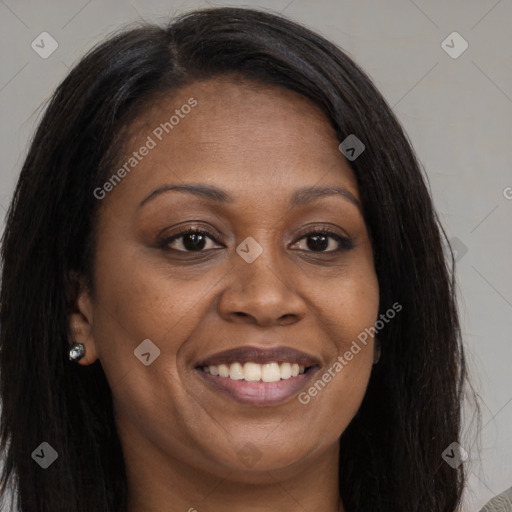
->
[1,0,511,510]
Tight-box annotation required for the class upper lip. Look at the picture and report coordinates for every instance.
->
[196,345,321,368]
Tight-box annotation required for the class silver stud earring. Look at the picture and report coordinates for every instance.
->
[68,342,85,362]
[373,341,381,365]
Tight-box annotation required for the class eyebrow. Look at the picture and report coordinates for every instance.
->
[138,183,362,211]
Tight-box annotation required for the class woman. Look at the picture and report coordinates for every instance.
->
[0,7,468,512]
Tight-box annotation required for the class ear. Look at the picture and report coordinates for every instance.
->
[67,272,99,366]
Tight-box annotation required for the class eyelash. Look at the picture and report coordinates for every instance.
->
[159,226,354,254]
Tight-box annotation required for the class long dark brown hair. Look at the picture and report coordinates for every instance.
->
[1,7,468,511]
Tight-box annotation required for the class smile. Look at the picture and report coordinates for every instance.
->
[202,362,306,381]
[194,344,321,405]
[196,362,320,405]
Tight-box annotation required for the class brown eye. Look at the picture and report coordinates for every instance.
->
[161,229,221,252]
[295,229,354,253]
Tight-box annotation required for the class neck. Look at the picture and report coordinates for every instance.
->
[123,433,344,512]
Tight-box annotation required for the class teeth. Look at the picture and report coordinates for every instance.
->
[280,362,292,379]
[229,362,244,380]
[243,362,262,382]
[218,364,229,378]
[204,361,308,381]
[262,362,280,383]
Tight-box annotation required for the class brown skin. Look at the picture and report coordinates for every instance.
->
[69,77,379,512]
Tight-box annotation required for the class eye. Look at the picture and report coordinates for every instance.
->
[293,228,354,253]
[160,228,222,252]
[159,226,354,254]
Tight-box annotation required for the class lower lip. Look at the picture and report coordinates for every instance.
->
[195,367,320,405]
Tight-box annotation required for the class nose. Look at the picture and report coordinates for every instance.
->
[217,247,307,327]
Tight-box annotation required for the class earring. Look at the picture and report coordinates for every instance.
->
[68,342,85,362]
[373,341,381,365]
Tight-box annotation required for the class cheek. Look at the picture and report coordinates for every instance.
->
[88,255,208,441]
[303,256,379,413]
[337,273,379,349]
[91,233,216,339]
[90,262,192,370]
[316,253,380,348]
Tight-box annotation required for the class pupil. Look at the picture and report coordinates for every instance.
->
[184,233,206,251]
[307,235,328,252]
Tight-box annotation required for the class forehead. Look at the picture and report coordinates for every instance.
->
[105,77,359,206]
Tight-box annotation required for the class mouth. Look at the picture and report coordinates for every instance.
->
[194,346,321,405]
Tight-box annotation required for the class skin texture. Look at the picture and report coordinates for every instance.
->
[69,77,380,512]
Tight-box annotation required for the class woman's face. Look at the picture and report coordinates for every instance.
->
[74,77,379,480]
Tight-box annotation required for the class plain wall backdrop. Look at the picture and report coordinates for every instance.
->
[0,1,511,510]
